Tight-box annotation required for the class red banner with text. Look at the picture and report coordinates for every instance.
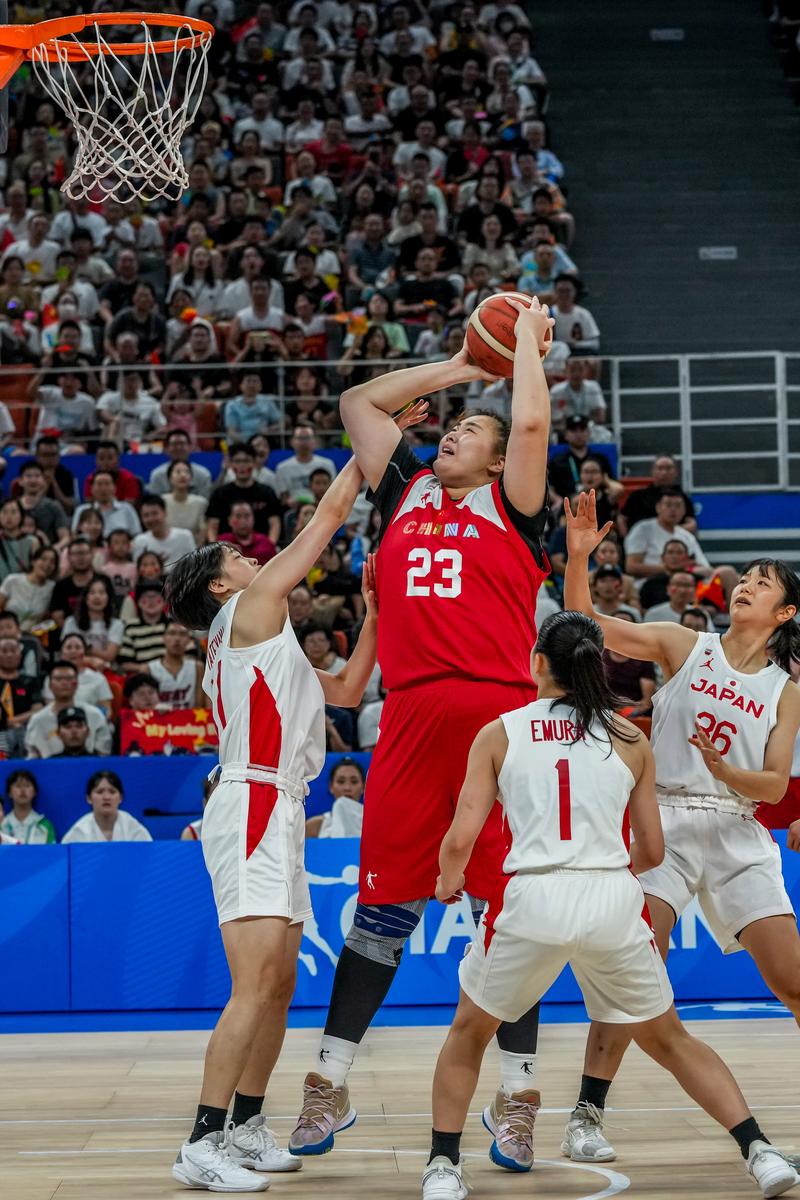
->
[119,708,219,755]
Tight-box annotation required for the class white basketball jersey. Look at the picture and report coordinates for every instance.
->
[150,658,197,709]
[203,592,326,786]
[497,699,635,873]
[651,632,789,808]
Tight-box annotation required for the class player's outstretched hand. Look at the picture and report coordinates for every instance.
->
[506,296,555,357]
[564,490,613,558]
[688,723,728,782]
[788,820,800,853]
[449,336,502,384]
[435,872,465,904]
[395,398,429,431]
[361,553,378,620]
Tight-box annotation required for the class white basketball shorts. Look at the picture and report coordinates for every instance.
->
[201,777,312,927]
[460,868,673,1025]
[640,801,795,954]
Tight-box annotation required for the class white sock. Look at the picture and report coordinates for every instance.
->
[317,1035,357,1087]
[499,1050,537,1095]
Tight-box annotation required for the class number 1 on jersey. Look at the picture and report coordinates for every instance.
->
[555,758,572,840]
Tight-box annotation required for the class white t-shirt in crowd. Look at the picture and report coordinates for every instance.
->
[132,526,195,569]
[551,304,600,349]
[644,601,714,630]
[624,520,709,576]
[43,666,113,710]
[317,796,364,838]
[96,390,166,441]
[0,573,55,630]
[25,700,111,758]
[61,810,152,843]
[275,453,338,500]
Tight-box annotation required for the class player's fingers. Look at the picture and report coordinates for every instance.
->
[563,496,573,521]
[598,520,613,540]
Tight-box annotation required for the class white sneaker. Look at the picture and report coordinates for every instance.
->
[229,1115,302,1172]
[747,1141,800,1198]
[172,1127,270,1191]
[421,1155,468,1200]
[561,1101,617,1163]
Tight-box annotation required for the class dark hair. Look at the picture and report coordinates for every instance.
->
[123,672,159,699]
[19,461,44,477]
[164,543,228,630]
[86,769,123,798]
[0,610,20,628]
[309,467,332,482]
[680,607,708,627]
[329,756,366,786]
[49,659,78,679]
[6,767,38,801]
[535,611,637,746]
[140,492,166,511]
[75,574,116,630]
[741,558,800,673]
[656,486,685,501]
[61,630,88,649]
[453,408,511,456]
[35,435,60,451]
[228,442,254,460]
[300,621,332,647]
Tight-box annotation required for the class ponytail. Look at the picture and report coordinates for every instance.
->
[742,558,800,674]
[535,610,638,748]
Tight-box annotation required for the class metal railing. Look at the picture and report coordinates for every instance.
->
[2,351,799,490]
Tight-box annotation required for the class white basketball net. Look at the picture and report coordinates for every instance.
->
[30,20,211,202]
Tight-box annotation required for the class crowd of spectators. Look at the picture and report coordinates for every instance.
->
[0,0,739,843]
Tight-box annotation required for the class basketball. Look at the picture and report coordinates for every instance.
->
[466,291,551,377]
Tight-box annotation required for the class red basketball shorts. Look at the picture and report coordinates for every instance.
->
[358,679,536,904]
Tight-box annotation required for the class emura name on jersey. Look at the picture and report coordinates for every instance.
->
[402,520,481,538]
[690,678,765,718]
[530,718,583,743]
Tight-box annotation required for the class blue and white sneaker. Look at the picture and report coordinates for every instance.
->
[482,1088,539,1171]
[288,1072,357,1155]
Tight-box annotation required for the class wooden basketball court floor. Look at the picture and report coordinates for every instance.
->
[1,1018,798,1200]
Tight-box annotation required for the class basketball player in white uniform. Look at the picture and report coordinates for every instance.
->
[423,611,799,1200]
[559,490,800,1171]
[164,456,383,1193]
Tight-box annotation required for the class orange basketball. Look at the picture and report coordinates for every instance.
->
[466,292,550,377]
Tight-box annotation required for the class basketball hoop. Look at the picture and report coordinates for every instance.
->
[0,12,214,201]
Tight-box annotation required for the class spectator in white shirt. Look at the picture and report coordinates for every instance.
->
[394,120,447,179]
[624,489,737,601]
[62,770,152,843]
[306,756,366,839]
[232,92,285,151]
[33,371,98,443]
[345,93,393,151]
[132,494,196,570]
[25,661,111,758]
[285,100,325,153]
[549,357,608,434]
[73,472,142,537]
[50,197,108,248]
[551,275,600,352]
[2,213,61,282]
[644,570,715,628]
[44,631,113,716]
[0,181,34,243]
[379,7,435,56]
[42,252,100,319]
[97,372,166,446]
[284,150,338,208]
[275,425,338,502]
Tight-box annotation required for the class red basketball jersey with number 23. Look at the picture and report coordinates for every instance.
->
[374,455,549,690]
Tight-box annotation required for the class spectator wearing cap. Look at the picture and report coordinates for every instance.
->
[25,660,111,758]
[132,495,195,571]
[550,357,608,434]
[548,415,615,499]
[617,453,697,537]
[550,275,600,351]
[147,430,213,500]
[219,501,277,566]
[592,564,642,621]
[51,706,92,757]
[119,585,168,673]
[62,770,151,843]
[644,571,714,629]
[0,769,54,843]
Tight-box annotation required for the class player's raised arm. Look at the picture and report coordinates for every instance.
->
[340,356,499,491]
[436,720,508,902]
[502,298,555,516]
[233,457,365,642]
[316,556,379,709]
[564,490,696,678]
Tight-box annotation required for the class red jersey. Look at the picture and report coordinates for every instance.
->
[371,442,549,691]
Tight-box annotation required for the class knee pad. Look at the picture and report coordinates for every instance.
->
[345,899,428,968]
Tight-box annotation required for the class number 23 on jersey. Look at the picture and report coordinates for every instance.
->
[405,547,463,598]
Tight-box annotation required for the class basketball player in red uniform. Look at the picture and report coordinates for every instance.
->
[290,301,555,1171]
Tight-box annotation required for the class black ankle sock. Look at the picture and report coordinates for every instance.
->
[496,1001,540,1054]
[324,945,400,1044]
[189,1104,228,1143]
[578,1074,612,1111]
[231,1092,264,1127]
[730,1117,768,1160]
[429,1129,462,1166]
